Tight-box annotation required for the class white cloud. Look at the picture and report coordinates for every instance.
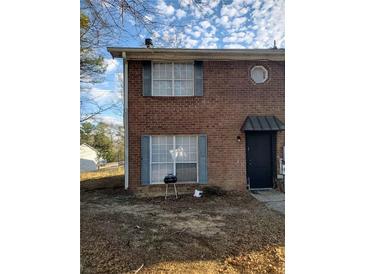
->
[178,0,190,8]
[250,0,284,48]
[192,8,203,19]
[161,25,200,48]
[187,26,203,39]
[216,0,284,48]
[184,36,199,48]
[187,0,220,19]
[200,20,211,29]
[221,4,240,18]
[198,35,219,49]
[89,88,110,99]
[215,15,230,28]
[240,7,249,15]
[152,0,284,49]
[243,31,255,44]
[157,0,175,16]
[209,0,220,9]
[223,43,246,49]
[232,17,247,28]
[151,31,161,39]
[166,6,175,16]
[223,36,239,43]
[96,115,123,127]
[176,9,186,19]
[104,59,118,72]
[194,30,202,38]
[89,88,121,104]
[162,30,172,42]
[222,31,246,43]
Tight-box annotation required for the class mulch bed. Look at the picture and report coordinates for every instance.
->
[81,187,284,273]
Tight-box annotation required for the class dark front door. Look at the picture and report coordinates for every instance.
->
[246,132,274,189]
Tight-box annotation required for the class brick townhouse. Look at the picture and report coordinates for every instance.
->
[108,46,285,195]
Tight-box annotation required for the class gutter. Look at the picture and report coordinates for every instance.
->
[107,47,285,55]
[122,52,129,190]
[107,47,285,61]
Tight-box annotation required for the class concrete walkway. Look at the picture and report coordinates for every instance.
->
[250,189,285,215]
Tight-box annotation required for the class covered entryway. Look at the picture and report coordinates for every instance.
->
[241,116,284,190]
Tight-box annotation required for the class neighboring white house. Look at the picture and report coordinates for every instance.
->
[80,144,100,172]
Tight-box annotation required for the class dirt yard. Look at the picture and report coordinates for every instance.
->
[81,188,285,273]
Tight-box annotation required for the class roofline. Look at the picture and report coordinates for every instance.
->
[80,143,98,152]
[107,47,285,61]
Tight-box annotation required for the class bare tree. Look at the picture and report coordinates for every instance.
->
[80,0,163,123]
[80,0,164,48]
[80,0,207,123]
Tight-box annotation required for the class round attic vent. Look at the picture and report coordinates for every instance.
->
[250,65,268,84]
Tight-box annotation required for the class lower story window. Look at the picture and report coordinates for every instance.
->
[151,135,198,183]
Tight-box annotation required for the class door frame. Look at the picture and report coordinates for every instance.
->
[245,131,277,190]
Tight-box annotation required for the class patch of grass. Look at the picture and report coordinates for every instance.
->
[80,166,124,181]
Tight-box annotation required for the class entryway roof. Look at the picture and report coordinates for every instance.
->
[241,116,285,132]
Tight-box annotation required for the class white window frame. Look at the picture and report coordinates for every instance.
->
[250,65,269,84]
[151,61,195,96]
[149,135,199,184]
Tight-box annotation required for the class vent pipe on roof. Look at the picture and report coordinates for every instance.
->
[273,40,278,49]
[145,38,153,48]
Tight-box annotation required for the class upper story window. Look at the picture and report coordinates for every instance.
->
[152,62,194,96]
[250,65,268,84]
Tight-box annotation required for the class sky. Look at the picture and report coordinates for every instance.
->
[87,0,285,128]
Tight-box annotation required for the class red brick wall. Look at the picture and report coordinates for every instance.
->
[127,60,285,192]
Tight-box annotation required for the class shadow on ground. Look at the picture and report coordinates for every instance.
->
[80,175,124,190]
[80,187,285,273]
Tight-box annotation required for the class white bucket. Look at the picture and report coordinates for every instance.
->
[193,189,203,198]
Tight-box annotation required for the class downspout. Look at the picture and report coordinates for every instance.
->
[122,52,129,190]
